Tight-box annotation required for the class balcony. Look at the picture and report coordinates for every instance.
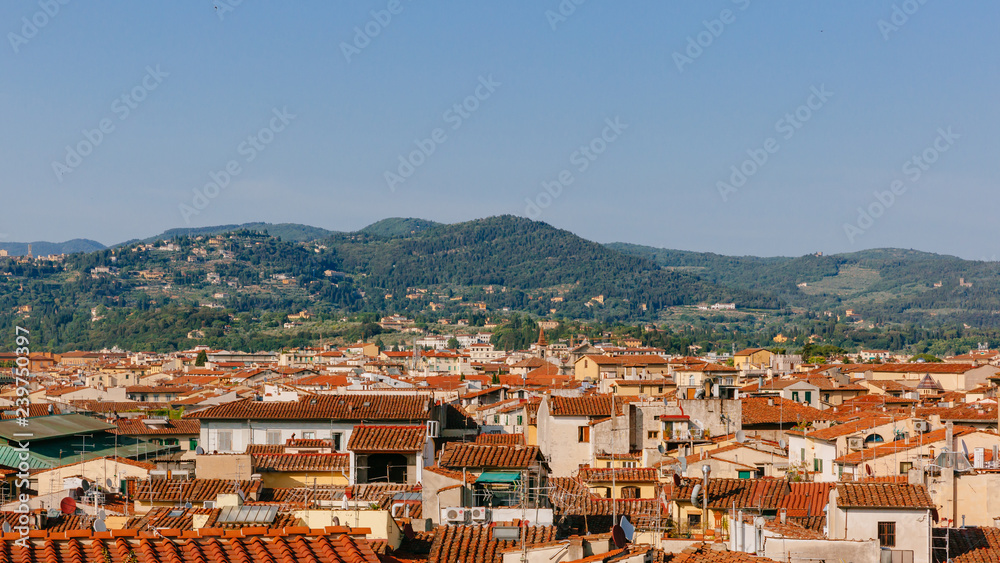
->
[666,428,707,441]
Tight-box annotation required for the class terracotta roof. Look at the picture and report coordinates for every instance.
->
[741,397,830,426]
[344,425,425,453]
[0,529,379,563]
[785,416,896,441]
[125,506,302,531]
[671,478,787,511]
[252,453,350,472]
[185,394,431,421]
[438,443,542,469]
[428,525,557,563]
[475,434,526,446]
[777,482,834,517]
[113,419,201,436]
[577,467,658,483]
[934,527,1000,563]
[548,396,622,417]
[133,478,263,502]
[835,483,935,509]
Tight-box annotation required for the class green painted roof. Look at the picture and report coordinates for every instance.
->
[0,414,115,442]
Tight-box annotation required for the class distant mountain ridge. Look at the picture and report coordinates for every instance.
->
[0,239,106,256]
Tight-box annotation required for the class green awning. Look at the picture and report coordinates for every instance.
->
[476,471,521,484]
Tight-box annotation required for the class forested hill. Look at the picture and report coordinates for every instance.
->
[0,217,782,351]
[607,242,1000,325]
[330,216,783,319]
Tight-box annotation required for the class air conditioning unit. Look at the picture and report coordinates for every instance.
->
[847,437,864,450]
[914,420,929,432]
[203,501,216,509]
[426,420,440,438]
[441,507,467,523]
[470,507,489,522]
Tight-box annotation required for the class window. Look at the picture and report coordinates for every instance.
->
[648,431,659,439]
[738,470,752,479]
[801,448,806,462]
[804,391,812,404]
[621,486,640,499]
[332,433,343,450]
[824,393,831,403]
[578,426,590,442]
[622,461,637,468]
[899,461,913,474]
[303,431,315,439]
[190,438,199,451]
[517,415,523,425]
[813,458,823,472]
[494,415,500,424]
[792,391,800,402]
[687,513,701,530]
[266,430,282,445]
[878,522,896,547]
[218,431,232,452]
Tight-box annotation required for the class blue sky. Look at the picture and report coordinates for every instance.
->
[2,1,998,258]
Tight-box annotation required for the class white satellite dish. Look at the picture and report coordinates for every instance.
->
[2,522,9,533]
[196,446,205,455]
[736,430,746,443]
[98,510,106,520]
[94,520,107,532]
[679,457,688,472]
[779,438,787,449]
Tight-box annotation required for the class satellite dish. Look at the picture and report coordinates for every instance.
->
[94,520,107,532]
[672,473,681,487]
[962,440,970,459]
[81,480,91,491]
[657,444,666,454]
[98,510,106,520]
[619,516,635,541]
[60,497,76,515]
[184,502,192,509]
[106,478,114,488]
[611,525,627,548]
[47,509,62,518]
[2,522,9,533]
[753,517,766,529]
[331,516,341,526]
[865,464,872,476]
[736,430,746,443]
[779,439,786,449]
[403,523,415,540]
[196,446,205,455]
